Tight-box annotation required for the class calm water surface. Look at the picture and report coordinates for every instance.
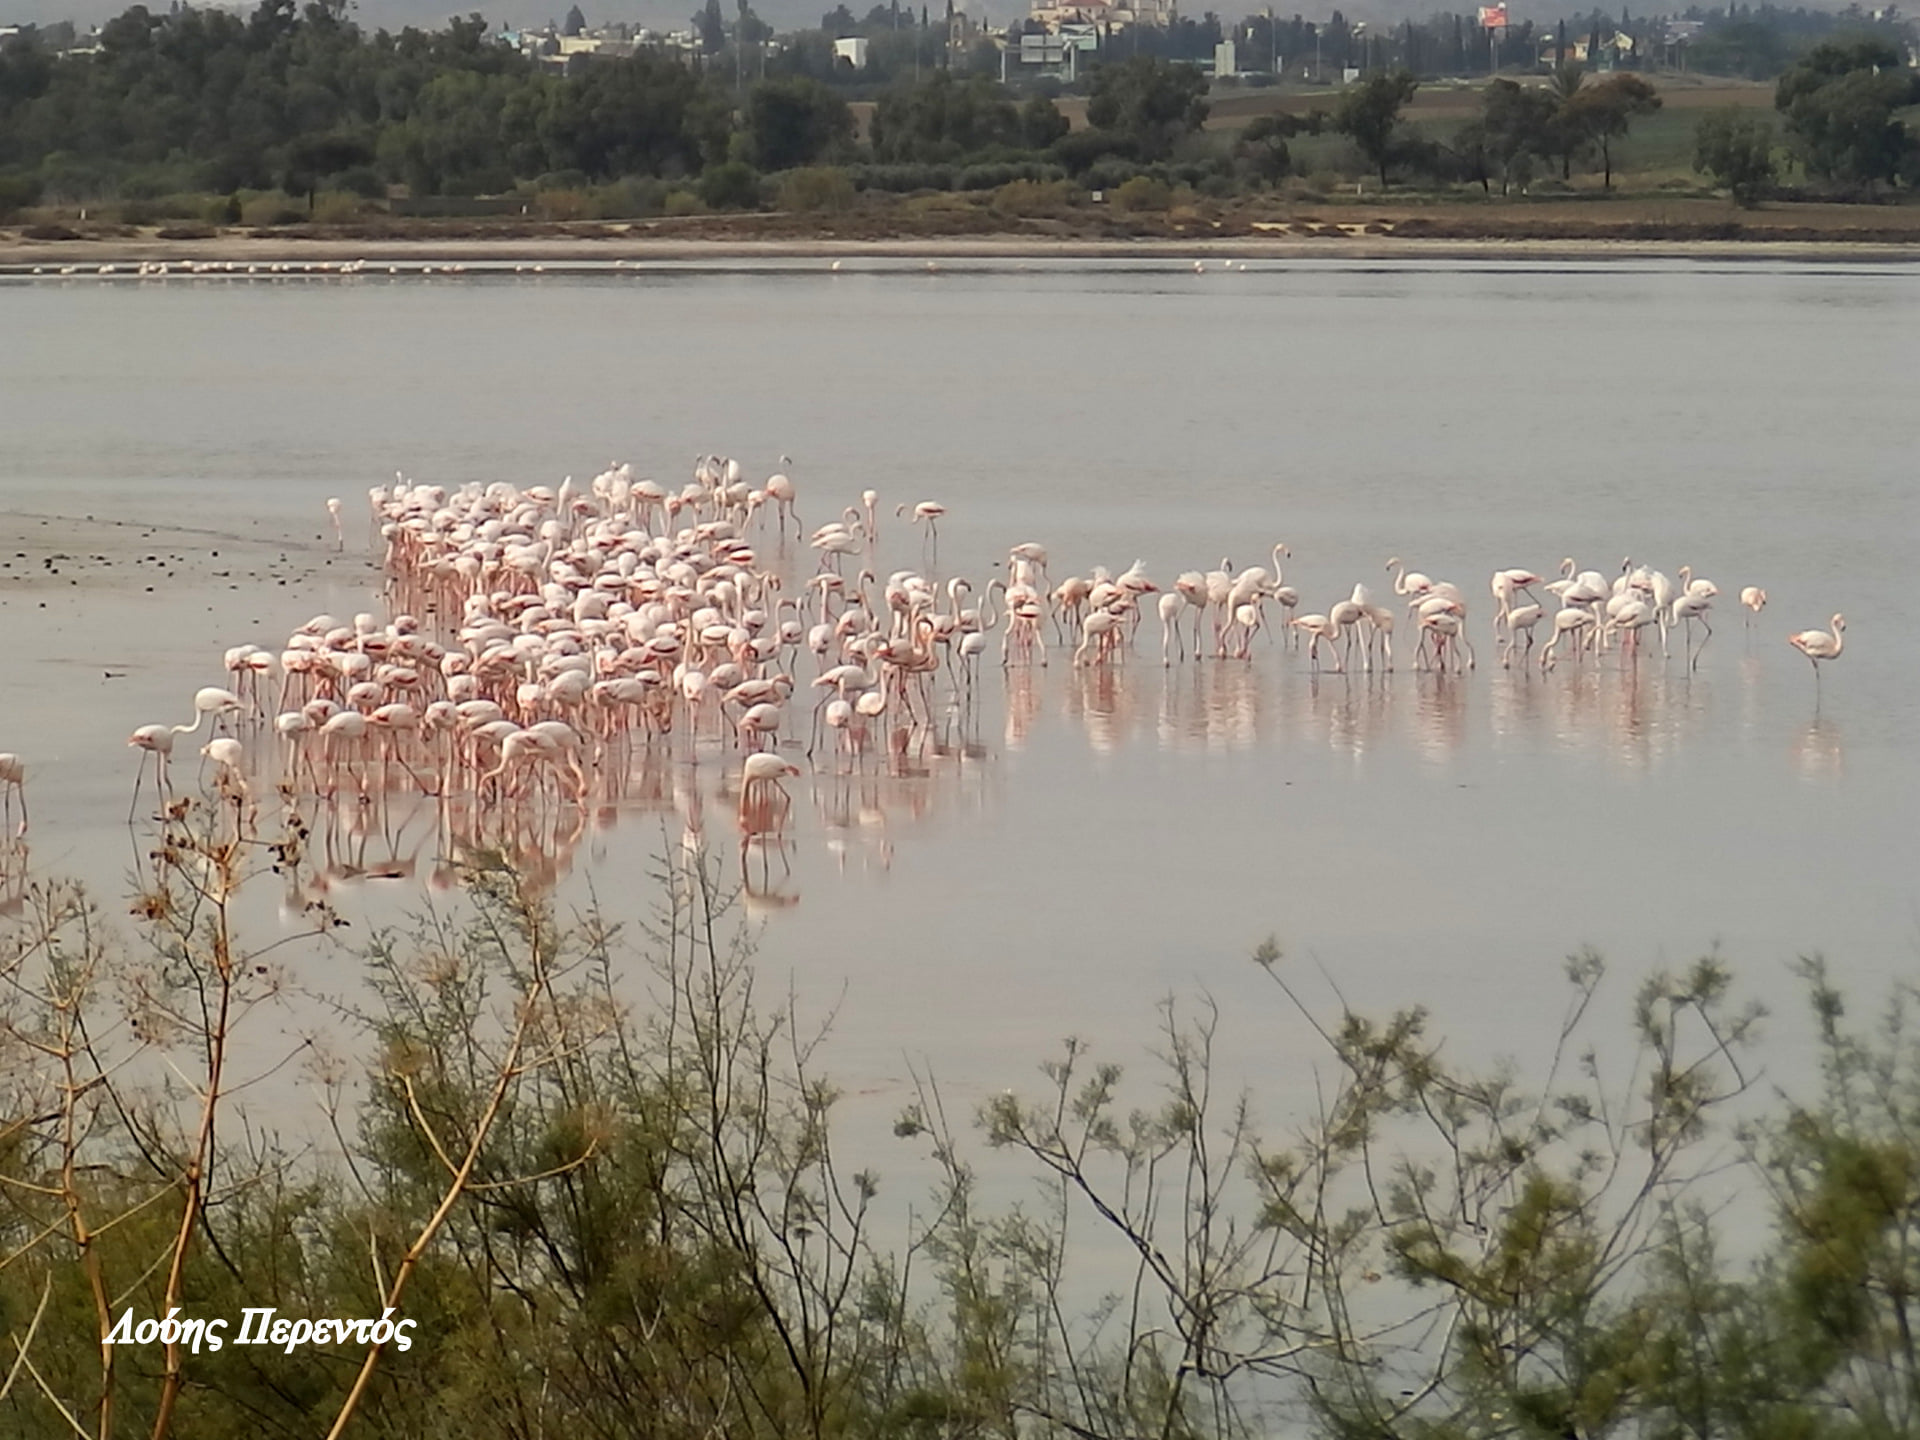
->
[1,259,1916,1133]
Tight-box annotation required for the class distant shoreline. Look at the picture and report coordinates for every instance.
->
[5,230,1919,269]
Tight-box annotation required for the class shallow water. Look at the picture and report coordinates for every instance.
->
[1,258,1916,1133]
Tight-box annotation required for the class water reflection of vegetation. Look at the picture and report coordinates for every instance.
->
[0,800,1914,1438]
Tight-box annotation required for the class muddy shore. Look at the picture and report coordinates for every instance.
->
[6,211,1920,270]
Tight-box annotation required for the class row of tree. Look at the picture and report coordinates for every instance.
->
[1326,37,1918,195]
[0,6,1210,205]
[0,1,734,198]
[1313,63,1661,192]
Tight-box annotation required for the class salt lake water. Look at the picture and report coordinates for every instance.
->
[1,256,1915,1131]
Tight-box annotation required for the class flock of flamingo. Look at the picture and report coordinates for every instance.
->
[0,455,1852,908]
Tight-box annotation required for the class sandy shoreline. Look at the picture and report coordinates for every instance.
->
[5,232,1919,269]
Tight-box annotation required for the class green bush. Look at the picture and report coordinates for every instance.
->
[698,161,760,211]
[1695,109,1780,205]
[240,191,306,226]
[592,176,667,218]
[534,188,591,220]
[333,165,385,199]
[311,190,366,224]
[1111,175,1173,211]
[116,192,206,225]
[0,173,44,220]
[845,162,957,193]
[989,178,1078,217]
[663,187,703,216]
[777,165,855,213]
[1084,157,1146,191]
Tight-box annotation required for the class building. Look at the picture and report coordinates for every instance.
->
[1029,0,1174,34]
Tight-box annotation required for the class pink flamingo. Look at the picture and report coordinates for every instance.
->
[0,754,25,836]
[1786,614,1846,690]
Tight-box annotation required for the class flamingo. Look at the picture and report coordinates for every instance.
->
[765,466,800,537]
[1158,591,1190,665]
[1359,600,1395,672]
[175,687,246,735]
[1386,556,1435,614]
[1072,609,1125,667]
[1740,586,1767,629]
[0,754,25,835]
[739,751,801,828]
[127,725,179,820]
[1491,568,1544,632]
[1605,598,1658,659]
[1671,584,1714,670]
[1786,614,1845,689]
[1290,614,1344,672]
[897,501,945,561]
[1328,592,1366,671]
[1539,607,1596,670]
[1501,603,1544,667]
[201,737,250,805]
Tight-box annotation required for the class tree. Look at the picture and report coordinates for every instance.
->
[699,157,760,207]
[1234,112,1303,185]
[281,131,375,211]
[1332,66,1416,188]
[735,0,772,51]
[1018,92,1068,150]
[744,76,851,171]
[1695,108,1778,204]
[694,0,726,53]
[1084,55,1208,162]
[1741,958,1920,1435]
[869,71,1020,162]
[1776,39,1920,189]
[1689,19,1789,80]
[562,3,585,36]
[1542,63,1589,179]
[539,52,729,181]
[1564,72,1660,189]
[1465,76,1559,195]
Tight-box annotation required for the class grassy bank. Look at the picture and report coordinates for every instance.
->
[7,186,1920,270]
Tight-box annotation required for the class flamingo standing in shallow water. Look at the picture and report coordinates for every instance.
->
[1786,614,1845,690]
[176,687,246,735]
[898,502,945,562]
[739,751,800,832]
[0,754,25,835]
[127,725,180,820]
[765,466,800,537]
